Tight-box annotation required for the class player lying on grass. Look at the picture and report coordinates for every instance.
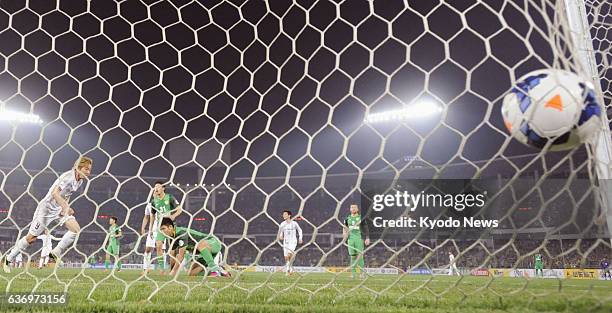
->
[158,217,230,277]
[3,156,92,273]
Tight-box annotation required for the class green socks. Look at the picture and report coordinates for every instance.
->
[199,248,219,272]
[349,255,364,277]
[358,255,364,272]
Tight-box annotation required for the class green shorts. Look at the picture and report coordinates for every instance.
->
[347,237,364,256]
[535,263,543,270]
[106,243,120,256]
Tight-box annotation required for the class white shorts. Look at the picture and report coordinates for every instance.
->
[28,203,73,237]
[145,221,160,248]
[283,242,297,257]
[41,247,52,257]
[15,254,23,262]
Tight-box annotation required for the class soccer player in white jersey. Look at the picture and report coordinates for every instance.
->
[38,230,60,269]
[448,251,460,276]
[277,210,303,275]
[2,156,92,273]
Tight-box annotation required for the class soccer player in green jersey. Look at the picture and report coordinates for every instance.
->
[342,204,370,279]
[534,253,544,277]
[159,217,229,277]
[147,182,183,275]
[104,216,122,272]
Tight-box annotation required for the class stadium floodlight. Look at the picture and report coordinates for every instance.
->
[365,101,443,124]
[0,109,43,124]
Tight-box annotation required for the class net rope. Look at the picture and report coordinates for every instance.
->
[0,0,610,307]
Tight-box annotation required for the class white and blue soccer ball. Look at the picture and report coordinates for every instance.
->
[501,69,602,151]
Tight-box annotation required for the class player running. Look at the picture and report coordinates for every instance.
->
[534,253,544,277]
[277,210,303,275]
[158,217,229,277]
[3,156,92,273]
[342,204,370,279]
[37,230,60,269]
[104,216,122,272]
[144,181,183,275]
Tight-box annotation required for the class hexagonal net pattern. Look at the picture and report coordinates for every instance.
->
[0,0,610,308]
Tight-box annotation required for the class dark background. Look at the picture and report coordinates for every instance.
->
[0,0,610,266]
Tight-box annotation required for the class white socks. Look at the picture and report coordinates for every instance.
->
[51,231,77,256]
[144,252,152,269]
[7,237,29,262]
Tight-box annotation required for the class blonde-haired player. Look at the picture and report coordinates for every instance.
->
[3,156,92,273]
[278,210,303,275]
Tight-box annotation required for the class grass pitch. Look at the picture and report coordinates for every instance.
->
[1,268,610,313]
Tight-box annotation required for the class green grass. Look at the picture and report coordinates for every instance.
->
[1,268,610,313]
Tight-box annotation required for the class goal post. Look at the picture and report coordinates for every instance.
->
[564,0,612,242]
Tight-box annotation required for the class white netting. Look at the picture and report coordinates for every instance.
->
[0,0,610,309]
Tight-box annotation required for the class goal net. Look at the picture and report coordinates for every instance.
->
[0,0,611,310]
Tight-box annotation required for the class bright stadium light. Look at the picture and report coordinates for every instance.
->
[0,108,43,124]
[365,101,443,124]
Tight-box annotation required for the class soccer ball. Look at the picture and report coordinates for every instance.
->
[501,69,602,151]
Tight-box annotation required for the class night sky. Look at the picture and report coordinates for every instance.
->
[0,0,610,217]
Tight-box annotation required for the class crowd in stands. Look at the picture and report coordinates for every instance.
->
[1,181,610,270]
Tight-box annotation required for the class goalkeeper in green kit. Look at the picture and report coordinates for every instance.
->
[534,253,544,277]
[159,217,230,277]
[343,204,370,279]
